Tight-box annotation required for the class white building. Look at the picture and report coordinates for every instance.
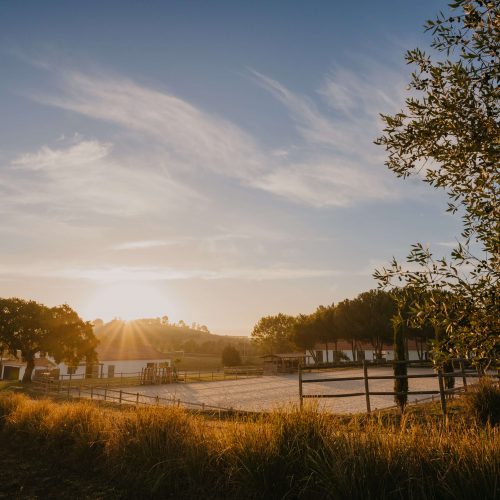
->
[0,356,56,381]
[305,340,428,365]
[57,344,171,379]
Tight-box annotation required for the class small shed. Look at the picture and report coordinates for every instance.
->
[262,353,307,374]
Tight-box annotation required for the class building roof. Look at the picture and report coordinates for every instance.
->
[262,352,306,359]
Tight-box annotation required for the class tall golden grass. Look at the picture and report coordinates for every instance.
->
[1,393,498,499]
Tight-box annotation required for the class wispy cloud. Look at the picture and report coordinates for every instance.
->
[27,64,411,210]
[1,139,202,222]
[35,70,265,180]
[249,68,406,206]
[0,264,342,282]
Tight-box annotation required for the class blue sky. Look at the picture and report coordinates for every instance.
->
[0,1,459,334]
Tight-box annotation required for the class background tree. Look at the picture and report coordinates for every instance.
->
[335,298,362,360]
[291,314,320,362]
[0,298,98,382]
[251,313,296,354]
[313,304,337,362]
[221,345,242,367]
[375,0,499,369]
[353,290,395,360]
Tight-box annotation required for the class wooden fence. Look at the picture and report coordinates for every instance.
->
[52,367,263,388]
[299,359,497,417]
[31,379,237,414]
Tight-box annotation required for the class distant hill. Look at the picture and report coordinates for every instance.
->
[94,319,255,357]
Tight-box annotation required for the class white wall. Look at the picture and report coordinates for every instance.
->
[57,358,171,378]
[305,348,426,365]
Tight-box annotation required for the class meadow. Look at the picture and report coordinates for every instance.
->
[0,391,498,499]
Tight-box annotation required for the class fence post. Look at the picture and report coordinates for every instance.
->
[119,390,122,405]
[90,386,94,400]
[363,360,371,413]
[438,369,447,419]
[459,360,467,390]
[156,395,159,405]
[104,387,107,401]
[298,364,303,409]
[78,386,81,399]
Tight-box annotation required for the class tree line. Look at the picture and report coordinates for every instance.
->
[251,288,434,362]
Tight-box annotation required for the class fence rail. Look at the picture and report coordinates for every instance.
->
[31,379,237,414]
[46,368,263,388]
[299,359,498,417]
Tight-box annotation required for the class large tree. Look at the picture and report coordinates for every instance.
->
[251,313,296,355]
[374,0,499,369]
[0,298,98,382]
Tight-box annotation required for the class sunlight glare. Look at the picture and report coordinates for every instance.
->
[83,283,169,321]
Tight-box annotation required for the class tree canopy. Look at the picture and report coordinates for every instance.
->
[0,298,98,382]
[374,0,499,368]
[251,313,297,355]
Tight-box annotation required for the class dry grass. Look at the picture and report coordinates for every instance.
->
[0,392,498,499]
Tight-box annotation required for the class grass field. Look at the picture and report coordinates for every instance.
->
[0,391,498,499]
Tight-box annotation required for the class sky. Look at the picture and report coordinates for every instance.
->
[0,0,459,335]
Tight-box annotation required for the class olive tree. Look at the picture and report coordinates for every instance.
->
[374,0,499,369]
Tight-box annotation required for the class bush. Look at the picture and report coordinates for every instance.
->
[221,345,242,366]
[465,377,500,426]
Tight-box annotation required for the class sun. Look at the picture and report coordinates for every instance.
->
[83,283,169,321]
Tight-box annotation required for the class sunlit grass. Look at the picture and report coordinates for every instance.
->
[0,393,498,499]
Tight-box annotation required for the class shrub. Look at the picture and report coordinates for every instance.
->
[222,345,242,366]
[465,377,500,426]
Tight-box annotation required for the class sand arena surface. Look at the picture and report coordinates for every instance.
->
[117,366,468,413]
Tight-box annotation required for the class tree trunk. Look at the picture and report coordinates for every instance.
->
[434,325,455,390]
[325,341,329,363]
[22,357,35,383]
[393,319,408,412]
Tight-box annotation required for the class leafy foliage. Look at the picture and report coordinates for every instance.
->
[374,0,499,369]
[251,313,297,354]
[221,344,242,366]
[0,298,97,382]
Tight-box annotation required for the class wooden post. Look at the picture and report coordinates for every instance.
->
[438,369,447,418]
[90,386,94,400]
[363,360,371,413]
[156,395,159,405]
[298,364,303,409]
[104,387,107,401]
[78,386,81,399]
[136,393,140,406]
[119,390,123,404]
[459,360,467,390]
